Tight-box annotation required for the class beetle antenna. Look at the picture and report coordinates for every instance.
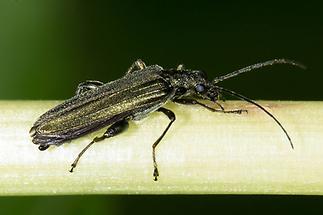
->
[213,59,306,83]
[215,85,294,149]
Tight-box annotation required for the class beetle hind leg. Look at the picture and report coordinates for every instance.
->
[176,64,185,71]
[69,119,129,173]
[126,59,146,74]
[76,80,104,95]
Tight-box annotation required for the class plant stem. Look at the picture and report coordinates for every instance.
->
[0,100,322,195]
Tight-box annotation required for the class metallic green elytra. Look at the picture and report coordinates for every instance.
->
[30,59,304,181]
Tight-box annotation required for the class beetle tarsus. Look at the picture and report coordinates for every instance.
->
[175,98,248,114]
[153,167,159,181]
[69,165,75,173]
[222,109,248,114]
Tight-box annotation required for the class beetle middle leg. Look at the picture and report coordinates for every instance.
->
[174,98,248,114]
[69,119,129,173]
[126,59,147,74]
[152,107,176,181]
[76,80,104,95]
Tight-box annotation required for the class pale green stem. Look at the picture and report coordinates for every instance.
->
[0,100,322,195]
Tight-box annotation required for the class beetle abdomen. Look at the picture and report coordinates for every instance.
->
[31,66,173,146]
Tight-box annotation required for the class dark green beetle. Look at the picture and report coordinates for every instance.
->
[30,59,304,181]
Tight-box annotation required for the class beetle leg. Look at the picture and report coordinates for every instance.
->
[126,59,147,74]
[69,119,129,173]
[152,107,176,181]
[176,64,185,71]
[38,145,50,151]
[174,98,248,114]
[76,80,104,95]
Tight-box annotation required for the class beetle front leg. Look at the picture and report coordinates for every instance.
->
[69,119,129,173]
[126,59,147,74]
[174,99,248,114]
[152,107,176,181]
[76,80,104,95]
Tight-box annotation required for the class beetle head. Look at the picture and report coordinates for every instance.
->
[180,70,219,102]
[193,81,219,102]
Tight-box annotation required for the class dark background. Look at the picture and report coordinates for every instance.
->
[0,0,323,214]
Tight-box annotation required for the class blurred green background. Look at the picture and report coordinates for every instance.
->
[0,0,323,214]
[0,0,322,100]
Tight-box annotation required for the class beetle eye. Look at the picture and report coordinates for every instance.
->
[195,84,205,93]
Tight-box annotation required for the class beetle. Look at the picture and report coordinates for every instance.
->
[30,59,304,181]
